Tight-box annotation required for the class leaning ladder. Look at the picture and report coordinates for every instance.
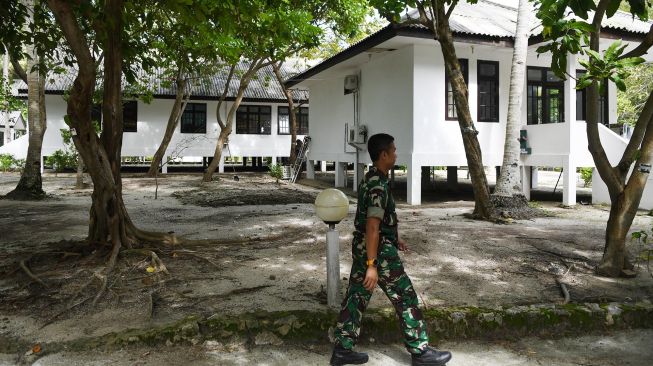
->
[291,136,311,183]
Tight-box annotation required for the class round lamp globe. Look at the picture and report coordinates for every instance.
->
[314,189,349,224]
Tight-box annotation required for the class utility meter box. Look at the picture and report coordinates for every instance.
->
[346,123,367,144]
[344,75,358,94]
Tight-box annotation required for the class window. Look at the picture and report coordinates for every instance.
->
[576,70,609,125]
[477,60,500,122]
[445,59,468,120]
[278,106,309,135]
[527,67,564,125]
[236,105,271,134]
[181,103,207,133]
[123,100,138,132]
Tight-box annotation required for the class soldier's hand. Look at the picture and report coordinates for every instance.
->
[363,266,378,292]
[398,238,408,251]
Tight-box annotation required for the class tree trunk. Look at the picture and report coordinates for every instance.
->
[203,60,263,182]
[434,2,493,218]
[75,157,84,189]
[586,1,653,277]
[493,0,530,202]
[271,62,298,163]
[6,0,47,200]
[47,0,174,255]
[146,70,189,177]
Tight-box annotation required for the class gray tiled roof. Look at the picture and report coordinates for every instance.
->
[405,0,652,38]
[15,62,308,102]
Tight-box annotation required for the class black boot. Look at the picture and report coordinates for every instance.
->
[411,346,452,366]
[330,344,369,366]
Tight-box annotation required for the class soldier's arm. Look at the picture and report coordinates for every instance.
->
[363,217,380,291]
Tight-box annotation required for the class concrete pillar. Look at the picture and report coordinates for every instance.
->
[407,160,421,205]
[161,163,168,174]
[242,157,248,167]
[306,159,315,179]
[353,163,365,191]
[563,159,576,206]
[531,166,539,188]
[335,161,346,188]
[218,155,224,173]
[257,157,263,167]
[321,161,328,172]
[271,155,277,165]
[447,166,458,188]
[521,165,531,201]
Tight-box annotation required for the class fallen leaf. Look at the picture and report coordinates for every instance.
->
[32,344,41,354]
[146,266,155,273]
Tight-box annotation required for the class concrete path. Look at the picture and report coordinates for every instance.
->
[2,329,650,366]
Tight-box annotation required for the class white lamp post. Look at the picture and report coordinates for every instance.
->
[314,189,349,308]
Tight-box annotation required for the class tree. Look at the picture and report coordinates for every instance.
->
[370,0,494,218]
[492,0,531,207]
[202,0,324,182]
[535,0,653,277]
[2,0,49,200]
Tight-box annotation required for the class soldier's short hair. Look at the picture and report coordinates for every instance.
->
[368,133,394,162]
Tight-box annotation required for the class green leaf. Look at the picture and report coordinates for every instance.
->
[605,0,622,18]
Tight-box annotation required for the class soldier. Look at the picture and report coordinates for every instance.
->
[330,133,452,366]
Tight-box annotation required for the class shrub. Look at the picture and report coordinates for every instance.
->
[0,153,15,172]
[268,164,283,183]
[578,167,593,187]
[46,149,77,172]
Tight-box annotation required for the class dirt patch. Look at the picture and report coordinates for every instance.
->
[173,176,317,207]
[0,172,652,349]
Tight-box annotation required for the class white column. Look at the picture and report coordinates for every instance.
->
[563,158,576,206]
[531,167,539,188]
[353,163,365,192]
[563,53,577,207]
[335,161,346,188]
[321,161,327,172]
[218,155,224,173]
[407,160,421,205]
[306,159,315,179]
[271,155,277,165]
[521,166,531,201]
[161,163,168,174]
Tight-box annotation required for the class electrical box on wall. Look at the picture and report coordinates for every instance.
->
[344,75,358,94]
[346,123,368,144]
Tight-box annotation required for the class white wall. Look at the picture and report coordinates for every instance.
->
[39,95,302,159]
[307,45,415,165]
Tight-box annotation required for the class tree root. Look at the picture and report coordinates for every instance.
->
[122,249,170,274]
[170,249,220,268]
[19,259,47,287]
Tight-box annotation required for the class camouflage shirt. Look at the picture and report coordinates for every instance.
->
[352,166,399,260]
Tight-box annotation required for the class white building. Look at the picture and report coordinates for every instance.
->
[0,63,308,172]
[285,0,653,209]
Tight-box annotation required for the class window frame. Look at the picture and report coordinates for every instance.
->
[123,100,138,132]
[236,105,272,135]
[444,59,469,121]
[526,66,565,125]
[575,70,609,125]
[477,60,500,122]
[278,106,309,135]
[180,102,207,134]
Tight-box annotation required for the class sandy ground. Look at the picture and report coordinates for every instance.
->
[0,171,652,347]
[2,329,651,365]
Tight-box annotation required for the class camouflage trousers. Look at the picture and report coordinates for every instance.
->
[334,257,429,354]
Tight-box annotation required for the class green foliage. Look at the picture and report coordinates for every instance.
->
[617,63,653,126]
[269,164,284,182]
[631,227,653,278]
[0,154,24,172]
[578,167,593,187]
[45,149,77,172]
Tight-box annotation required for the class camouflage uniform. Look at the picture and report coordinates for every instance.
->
[334,167,429,354]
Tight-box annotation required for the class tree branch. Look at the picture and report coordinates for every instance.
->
[620,23,653,60]
[618,90,653,174]
[10,57,27,84]
[216,64,235,130]
[446,0,459,19]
